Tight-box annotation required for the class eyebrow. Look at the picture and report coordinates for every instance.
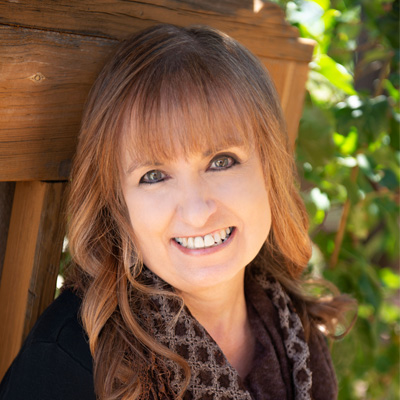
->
[125,145,246,175]
[126,160,163,175]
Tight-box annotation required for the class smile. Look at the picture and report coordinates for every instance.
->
[174,227,234,249]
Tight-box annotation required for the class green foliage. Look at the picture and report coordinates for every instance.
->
[273,0,399,398]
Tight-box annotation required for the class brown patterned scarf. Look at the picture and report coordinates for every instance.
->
[139,267,313,400]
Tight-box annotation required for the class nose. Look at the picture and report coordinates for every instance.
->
[177,179,217,228]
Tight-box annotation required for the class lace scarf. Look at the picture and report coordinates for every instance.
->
[139,268,312,400]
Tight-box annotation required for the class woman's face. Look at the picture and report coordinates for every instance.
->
[121,143,271,294]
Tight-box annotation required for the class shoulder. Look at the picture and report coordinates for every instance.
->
[25,289,92,372]
[0,290,95,400]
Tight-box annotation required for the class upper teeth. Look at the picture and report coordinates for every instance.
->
[174,227,233,249]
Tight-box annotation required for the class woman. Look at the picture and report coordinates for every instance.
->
[0,24,353,400]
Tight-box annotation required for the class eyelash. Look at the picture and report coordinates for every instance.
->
[139,154,238,184]
[139,170,168,184]
[208,154,237,171]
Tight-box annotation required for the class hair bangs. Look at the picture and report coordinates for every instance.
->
[120,58,257,167]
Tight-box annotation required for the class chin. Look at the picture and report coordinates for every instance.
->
[173,260,247,292]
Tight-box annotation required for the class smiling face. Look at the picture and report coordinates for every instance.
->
[121,145,271,294]
[103,25,290,294]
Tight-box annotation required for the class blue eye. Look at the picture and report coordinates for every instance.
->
[140,170,166,184]
[209,155,236,170]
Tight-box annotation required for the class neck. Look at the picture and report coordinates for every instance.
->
[180,273,246,333]
[178,269,255,377]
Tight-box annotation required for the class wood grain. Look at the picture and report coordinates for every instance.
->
[22,182,67,341]
[174,0,253,14]
[0,181,66,380]
[262,58,312,147]
[0,1,295,37]
[0,25,117,181]
[0,182,15,278]
[0,0,313,61]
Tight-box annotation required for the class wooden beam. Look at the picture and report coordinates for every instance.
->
[0,181,67,380]
[262,58,313,147]
[174,0,253,14]
[0,0,310,58]
[0,182,15,277]
[0,25,117,181]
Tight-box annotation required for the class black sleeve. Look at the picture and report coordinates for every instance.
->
[0,341,96,400]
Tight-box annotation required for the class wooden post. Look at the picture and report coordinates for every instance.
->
[0,181,67,379]
[0,182,15,278]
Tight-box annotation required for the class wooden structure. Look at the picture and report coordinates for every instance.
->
[0,0,314,379]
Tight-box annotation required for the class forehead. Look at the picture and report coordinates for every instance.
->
[116,51,261,171]
[120,96,254,171]
[122,125,250,171]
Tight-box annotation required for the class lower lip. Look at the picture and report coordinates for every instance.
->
[171,228,236,256]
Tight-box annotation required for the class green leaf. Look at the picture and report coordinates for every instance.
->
[379,169,399,190]
[291,1,399,396]
[287,0,325,37]
[358,271,382,310]
[322,8,341,31]
[383,79,399,102]
[339,127,358,155]
[310,187,331,210]
[309,0,330,12]
[312,54,356,95]
[379,268,400,290]
[357,154,381,182]
[342,175,360,204]
[297,103,336,166]
[358,304,375,319]
[333,132,345,146]
[380,302,400,324]
[389,114,400,149]
[307,70,347,104]
[348,203,369,239]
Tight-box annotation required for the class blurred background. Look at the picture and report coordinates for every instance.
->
[266,0,399,398]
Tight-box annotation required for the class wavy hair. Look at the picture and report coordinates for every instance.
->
[65,24,354,399]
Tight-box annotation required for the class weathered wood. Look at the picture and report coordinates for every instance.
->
[0,0,312,61]
[0,25,117,181]
[175,0,253,14]
[262,57,312,147]
[22,183,67,341]
[0,181,66,379]
[0,182,15,278]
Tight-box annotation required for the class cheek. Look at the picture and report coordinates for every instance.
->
[123,190,170,241]
[234,170,271,238]
[247,186,271,239]
[226,170,270,217]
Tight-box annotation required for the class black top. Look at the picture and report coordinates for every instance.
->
[0,286,337,400]
[0,290,95,400]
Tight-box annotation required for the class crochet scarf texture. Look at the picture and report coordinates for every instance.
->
[138,267,313,400]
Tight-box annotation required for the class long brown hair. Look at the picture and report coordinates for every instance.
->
[66,24,353,399]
